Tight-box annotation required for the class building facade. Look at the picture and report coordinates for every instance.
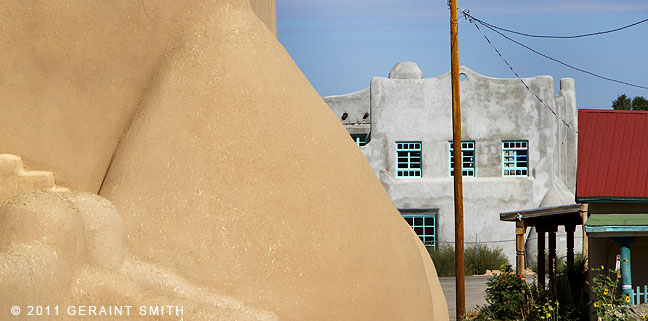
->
[324,61,579,264]
[578,109,648,305]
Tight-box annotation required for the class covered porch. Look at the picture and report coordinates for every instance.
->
[585,213,648,304]
[500,203,588,286]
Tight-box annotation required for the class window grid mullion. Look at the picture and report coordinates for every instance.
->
[449,141,474,177]
[502,140,528,176]
[396,142,421,177]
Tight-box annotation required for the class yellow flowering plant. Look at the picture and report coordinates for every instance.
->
[587,266,633,320]
[533,299,558,321]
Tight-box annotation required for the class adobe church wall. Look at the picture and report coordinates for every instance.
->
[249,0,277,35]
[0,2,448,321]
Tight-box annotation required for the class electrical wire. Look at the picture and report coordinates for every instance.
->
[462,9,648,91]
[462,12,579,133]
[462,11,648,39]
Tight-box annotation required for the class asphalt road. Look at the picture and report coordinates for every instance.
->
[440,275,536,320]
[439,276,489,321]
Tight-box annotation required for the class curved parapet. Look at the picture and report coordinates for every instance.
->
[389,61,423,79]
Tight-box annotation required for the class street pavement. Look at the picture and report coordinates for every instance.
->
[440,275,535,320]
[439,276,489,321]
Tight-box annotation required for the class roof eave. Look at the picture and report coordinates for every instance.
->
[576,196,648,203]
[500,203,583,222]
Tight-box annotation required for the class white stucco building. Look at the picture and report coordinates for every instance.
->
[324,61,580,265]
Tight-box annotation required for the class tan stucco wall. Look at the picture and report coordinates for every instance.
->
[0,191,279,321]
[0,0,275,193]
[249,0,276,35]
[0,0,447,320]
[99,2,446,319]
[0,0,205,192]
[0,154,68,202]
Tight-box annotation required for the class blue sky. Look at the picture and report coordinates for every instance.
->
[277,0,648,109]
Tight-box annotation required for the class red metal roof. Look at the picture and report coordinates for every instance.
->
[577,109,648,200]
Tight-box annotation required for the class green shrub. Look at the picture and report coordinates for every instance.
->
[530,253,565,274]
[530,253,584,275]
[469,265,579,321]
[465,243,509,276]
[428,243,510,277]
[429,244,457,277]
[483,265,532,320]
[557,255,589,320]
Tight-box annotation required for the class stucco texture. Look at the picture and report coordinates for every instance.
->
[1,1,447,320]
[0,154,69,202]
[0,191,278,321]
[0,0,275,192]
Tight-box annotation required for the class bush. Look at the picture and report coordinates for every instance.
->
[465,243,509,276]
[530,253,584,275]
[483,265,531,320]
[429,244,457,277]
[429,243,510,277]
[557,255,589,320]
[468,265,578,321]
[530,253,564,274]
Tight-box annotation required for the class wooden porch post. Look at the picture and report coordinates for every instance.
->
[537,227,546,288]
[565,224,576,270]
[548,225,558,283]
[580,204,589,266]
[515,221,526,275]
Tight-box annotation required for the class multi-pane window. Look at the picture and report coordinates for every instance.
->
[502,141,529,176]
[402,214,436,249]
[449,141,475,177]
[396,142,422,177]
[350,134,368,147]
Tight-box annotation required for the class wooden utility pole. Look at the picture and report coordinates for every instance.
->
[449,0,465,318]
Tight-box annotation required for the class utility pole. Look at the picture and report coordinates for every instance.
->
[449,0,465,318]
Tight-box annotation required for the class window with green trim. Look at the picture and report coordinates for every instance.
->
[396,142,422,177]
[402,214,436,249]
[502,140,528,176]
[449,141,475,177]
[350,134,368,147]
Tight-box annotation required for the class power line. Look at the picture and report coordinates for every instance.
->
[462,9,648,91]
[461,11,578,133]
[462,11,648,39]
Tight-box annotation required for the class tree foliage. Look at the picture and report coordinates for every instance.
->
[632,96,648,110]
[612,94,648,110]
[612,94,632,110]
